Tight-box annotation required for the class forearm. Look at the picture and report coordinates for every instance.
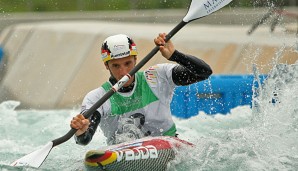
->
[75,111,101,145]
[169,50,212,86]
[75,131,94,145]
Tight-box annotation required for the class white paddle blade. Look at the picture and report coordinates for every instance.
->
[183,0,233,22]
[10,142,53,168]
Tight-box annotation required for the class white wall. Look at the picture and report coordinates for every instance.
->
[0,21,296,109]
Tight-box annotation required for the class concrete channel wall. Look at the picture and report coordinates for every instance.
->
[0,9,297,109]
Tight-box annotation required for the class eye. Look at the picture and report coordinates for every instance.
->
[125,61,132,66]
[111,64,120,69]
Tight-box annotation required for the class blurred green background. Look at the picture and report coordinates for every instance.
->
[0,0,297,12]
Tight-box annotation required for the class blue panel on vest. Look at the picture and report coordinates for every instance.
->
[170,75,267,118]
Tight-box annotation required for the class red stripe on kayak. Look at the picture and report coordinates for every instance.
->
[86,151,113,163]
[142,139,172,150]
[103,137,194,153]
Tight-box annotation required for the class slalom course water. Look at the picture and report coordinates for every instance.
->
[0,61,297,170]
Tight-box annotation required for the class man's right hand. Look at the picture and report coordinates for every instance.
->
[71,114,90,136]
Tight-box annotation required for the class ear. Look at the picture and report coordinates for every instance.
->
[104,62,109,70]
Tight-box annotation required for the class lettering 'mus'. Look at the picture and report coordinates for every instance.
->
[115,145,158,161]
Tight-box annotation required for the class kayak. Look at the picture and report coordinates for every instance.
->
[84,136,193,171]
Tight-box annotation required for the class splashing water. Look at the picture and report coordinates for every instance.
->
[169,61,298,171]
[0,61,297,170]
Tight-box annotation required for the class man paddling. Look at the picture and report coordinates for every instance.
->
[71,33,212,145]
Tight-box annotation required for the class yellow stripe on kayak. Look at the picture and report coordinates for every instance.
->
[84,161,98,167]
[100,152,117,166]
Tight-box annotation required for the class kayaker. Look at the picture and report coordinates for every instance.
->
[71,33,212,145]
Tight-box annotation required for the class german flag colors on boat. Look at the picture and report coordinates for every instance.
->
[84,136,193,171]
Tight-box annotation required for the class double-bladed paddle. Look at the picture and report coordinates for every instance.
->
[10,0,232,168]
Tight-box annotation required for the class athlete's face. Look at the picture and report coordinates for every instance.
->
[105,56,137,87]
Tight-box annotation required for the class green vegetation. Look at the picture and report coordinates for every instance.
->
[0,0,188,12]
[0,0,296,12]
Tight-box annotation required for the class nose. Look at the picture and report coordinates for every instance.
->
[118,65,129,76]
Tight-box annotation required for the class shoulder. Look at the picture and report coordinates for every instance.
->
[141,63,177,88]
[144,63,177,78]
[145,63,177,73]
[84,87,107,100]
[81,87,106,111]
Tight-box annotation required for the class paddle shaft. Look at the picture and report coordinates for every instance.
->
[52,21,187,147]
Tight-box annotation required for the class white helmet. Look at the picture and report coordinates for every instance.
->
[101,34,137,62]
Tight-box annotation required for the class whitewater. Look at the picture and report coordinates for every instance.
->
[0,59,297,170]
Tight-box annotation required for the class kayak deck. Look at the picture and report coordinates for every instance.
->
[84,136,193,171]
